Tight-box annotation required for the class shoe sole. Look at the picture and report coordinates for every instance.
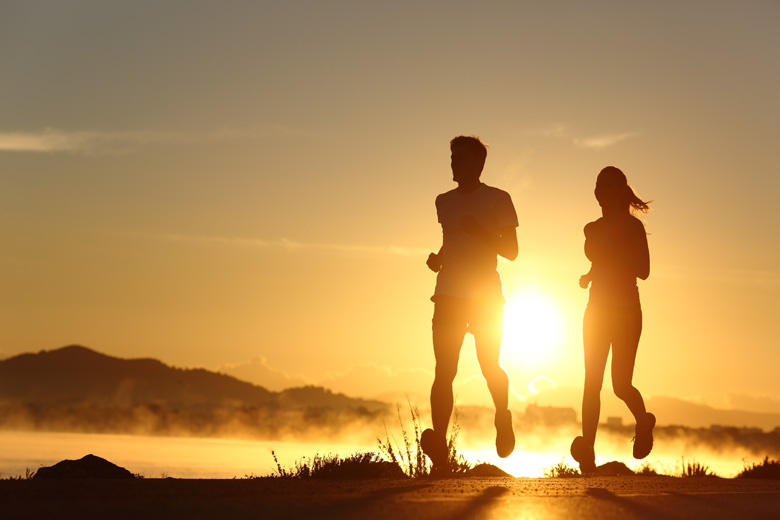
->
[495,411,515,458]
[421,429,448,468]
[571,436,596,474]
[633,413,656,459]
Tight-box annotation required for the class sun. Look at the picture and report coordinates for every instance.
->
[501,287,565,368]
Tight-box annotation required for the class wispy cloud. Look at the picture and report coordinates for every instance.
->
[0,126,301,155]
[527,124,570,138]
[144,232,429,258]
[573,132,640,150]
[528,125,640,150]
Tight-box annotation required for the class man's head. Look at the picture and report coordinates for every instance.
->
[450,135,488,185]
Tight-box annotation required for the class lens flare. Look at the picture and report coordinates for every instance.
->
[501,288,565,369]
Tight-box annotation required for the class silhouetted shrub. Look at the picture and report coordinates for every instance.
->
[636,461,659,476]
[542,458,580,478]
[680,457,717,478]
[377,401,473,477]
[2,468,36,480]
[737,457,780,479]
[269,450,403,479]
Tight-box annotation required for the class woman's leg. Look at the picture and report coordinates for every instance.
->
[610,306,646,421]
[611,305,655,458]
[582,306,611,446]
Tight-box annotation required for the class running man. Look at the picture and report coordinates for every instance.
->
[421,135,518,472]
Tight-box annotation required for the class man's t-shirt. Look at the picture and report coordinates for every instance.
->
[434,183,518,299]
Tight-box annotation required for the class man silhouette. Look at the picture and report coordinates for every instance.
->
[422,135,518,472]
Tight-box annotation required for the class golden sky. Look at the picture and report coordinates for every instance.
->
[1,1,779,415]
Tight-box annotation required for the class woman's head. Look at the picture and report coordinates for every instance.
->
[595,166,650,214]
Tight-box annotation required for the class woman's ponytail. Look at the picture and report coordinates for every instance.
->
[626,184,651,215]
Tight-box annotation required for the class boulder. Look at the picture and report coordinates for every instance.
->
[593,460,635,477]
[465,463,513,477]
[34,454,135,480]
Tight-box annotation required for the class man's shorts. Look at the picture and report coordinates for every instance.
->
[431,294,504,338]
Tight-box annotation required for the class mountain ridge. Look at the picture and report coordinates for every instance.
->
[0,345,386,412]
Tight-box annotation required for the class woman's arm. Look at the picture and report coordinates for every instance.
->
[583,220,599,262]
[629,218,650,280]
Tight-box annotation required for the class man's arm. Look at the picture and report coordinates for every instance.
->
[496,226,518,261]
[460,216,518,261]
[427,247,443,272]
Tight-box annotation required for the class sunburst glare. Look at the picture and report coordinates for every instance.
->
[501,288,565,369]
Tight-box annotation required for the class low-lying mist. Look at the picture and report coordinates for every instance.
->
[2,399,777,478]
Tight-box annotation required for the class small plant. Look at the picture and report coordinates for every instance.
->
[377,399,473,477]
[737,456,780,479]
[269,400,474,480]
[271,450,293,478]
[270,450,398,479]
[378,402,428,477]
[3,468,36,481]
[680,457,717,477]
[443,408,474,475]
[542,458,580,478]
[636,461,659,476]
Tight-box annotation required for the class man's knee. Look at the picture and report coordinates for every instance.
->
[613,381,635,401]
[480,363,507,384]
[434,363,458,385]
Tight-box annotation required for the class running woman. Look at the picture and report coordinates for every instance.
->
[571,166,656,474]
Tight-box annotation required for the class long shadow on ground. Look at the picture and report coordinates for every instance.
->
[586,487,675,520]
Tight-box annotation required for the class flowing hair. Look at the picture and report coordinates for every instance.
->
[626,184,651,215]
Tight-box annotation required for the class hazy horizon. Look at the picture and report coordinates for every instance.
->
[3,344,780,434]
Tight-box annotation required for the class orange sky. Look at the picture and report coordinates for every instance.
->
[1,1,779,417]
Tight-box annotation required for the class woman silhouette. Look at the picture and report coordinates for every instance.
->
[571,166,655,474]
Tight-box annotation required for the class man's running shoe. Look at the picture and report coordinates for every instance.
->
[633,412,656,459]
[570,436,597,475]
[495,410,515,458]
[421,428,448,472]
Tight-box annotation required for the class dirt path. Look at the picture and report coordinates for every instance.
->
[3,476,779,519]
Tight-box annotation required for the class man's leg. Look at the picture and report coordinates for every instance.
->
[473,330,509,412]
[424,298,466,468]
[431,299,466,435]
[472,299,514,457]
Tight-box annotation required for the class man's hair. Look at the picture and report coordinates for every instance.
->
[450,135,488,169]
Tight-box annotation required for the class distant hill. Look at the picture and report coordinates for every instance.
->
[0,345,390,440]
[525,384,780,431]
[647,396,780,431]
[0,345,274,407]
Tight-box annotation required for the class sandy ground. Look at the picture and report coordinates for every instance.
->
[3,476,780,520]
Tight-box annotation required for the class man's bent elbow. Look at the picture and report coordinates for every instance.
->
[501,248,519,261]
